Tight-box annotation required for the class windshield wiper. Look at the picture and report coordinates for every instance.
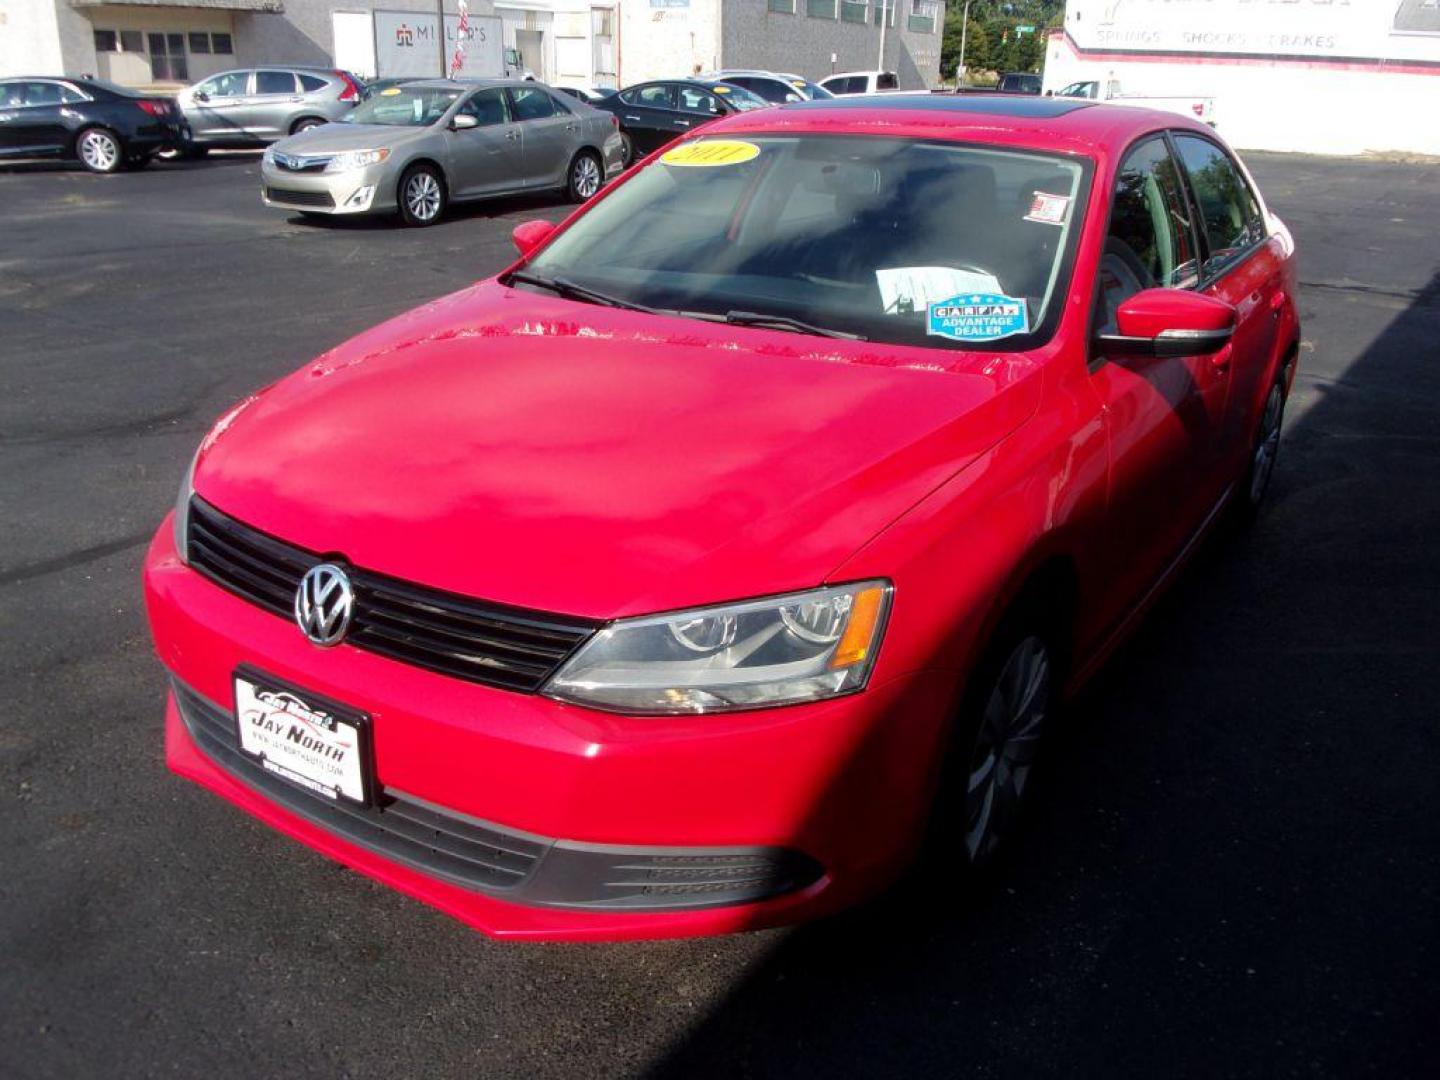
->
[507,271,666,315]
[722,310,867,341]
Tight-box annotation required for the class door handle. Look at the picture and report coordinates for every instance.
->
[1269,292,1286,319]
[675,120,690,127]
[624,114,640,121]
[506,128,519,141]
[1209,345,1232,374]
[565,123,578,132]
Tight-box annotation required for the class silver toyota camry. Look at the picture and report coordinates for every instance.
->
[260,79,625,226]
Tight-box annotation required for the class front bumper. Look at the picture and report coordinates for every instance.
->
[260,160,390,215]
[145,519,954,940]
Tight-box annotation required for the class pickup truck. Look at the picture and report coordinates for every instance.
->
[1052,78,1216,126]
[818,70,909,96]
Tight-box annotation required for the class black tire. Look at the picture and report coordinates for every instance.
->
[290,117,325,135]
[566,150,603,202]
[124,153,155,171]
[932,601,1061,874]
[1235,376,1286,521]
[74,127,123,174]
[397,164,446,227]
[619,132,635,167]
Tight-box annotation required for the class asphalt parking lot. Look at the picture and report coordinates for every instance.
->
[2,150,1437,1079]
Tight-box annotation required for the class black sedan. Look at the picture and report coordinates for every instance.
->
[0,76,188,173]
[591,78,768,165]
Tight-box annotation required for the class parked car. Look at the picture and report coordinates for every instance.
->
[1051,78,1215,126]
[818,70,902,95]
[554,86,612,104]
[0,76,187,172]
[260,80,623,225]
[592,77,768,164]
[146,95,1299,940]
[702,70,834,103]
[175,67,363,153]
[995,72,1043,95]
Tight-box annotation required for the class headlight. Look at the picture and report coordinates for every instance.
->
[544,581,891,714]
[173,448,198,565]
[262,147,275,166]
[324,148,390,173]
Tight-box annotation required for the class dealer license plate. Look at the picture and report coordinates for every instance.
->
[234,670,371,805]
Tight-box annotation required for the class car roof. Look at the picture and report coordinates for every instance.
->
[393,78,531,90]
[705,94,1216,155]
[822,71,891,79]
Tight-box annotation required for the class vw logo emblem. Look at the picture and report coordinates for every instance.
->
[294,563,355,647]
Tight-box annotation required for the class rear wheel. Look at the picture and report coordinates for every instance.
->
[619,132,635,167]
[567,150,602,202]
[397,164,445,227]
[290,117,325,135]
[1237,378,1286,519]
[75,128,122,174]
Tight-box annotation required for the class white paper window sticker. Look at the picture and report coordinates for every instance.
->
[1025,191,1071,226]
[876,266,1003,316]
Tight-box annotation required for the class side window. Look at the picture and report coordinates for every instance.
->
[509,86,558,122]
[59,85,87,104]
[459,88,509,126]
[635,84,674,110]
[877,72,898,90]
[22,82,64,107]
[677,86,721,115]
[255,70,297,96]
[0,82,23,107]
[298,74,327,93]
[1172,134,1265,277]
[199,71,248,97]
[1098,137,1201,334]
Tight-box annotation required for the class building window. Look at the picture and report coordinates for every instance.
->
[806,0,836,18]
[841,0,867,23]
[189,32,211,54]
[592,8,613,36]
[120,30,143,52]
[907,0,938,33]
[768,0,796,12]
[212,33,233,55]
[147,32,188,81]
[873,0,896,27]
[94,30,118,52]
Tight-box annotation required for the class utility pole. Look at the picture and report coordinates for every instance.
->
[959,0,972,84]
[436,0,447,78]
[877,0,887,73]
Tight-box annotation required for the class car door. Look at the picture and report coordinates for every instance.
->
[1086,134,1230,633]
[248,70,302,140]
[188,70,251,142]
[1171,132,1286,468]
[674,84,725,138]
[0,81,69,154]
[444,88,525,198]
[616,84,675,154]
[507,85,572,187]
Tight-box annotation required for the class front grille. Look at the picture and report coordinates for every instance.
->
[264,186,334,208]
[186,497,600,692]
[174,681,546,892]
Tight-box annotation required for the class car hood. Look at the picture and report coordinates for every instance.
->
[272,122,434,153]
[193,283,1042,619]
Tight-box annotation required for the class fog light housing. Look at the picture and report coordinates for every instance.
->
[342,185,376,211]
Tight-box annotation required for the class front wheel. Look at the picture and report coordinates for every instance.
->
[567,151,602,202]
[75,128,122,173]
[397,164,445,227]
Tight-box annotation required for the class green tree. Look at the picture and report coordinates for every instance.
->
[942,11,992,81]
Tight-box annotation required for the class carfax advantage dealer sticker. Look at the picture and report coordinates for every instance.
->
[927,293,1029,343]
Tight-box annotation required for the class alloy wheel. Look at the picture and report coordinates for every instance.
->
[78,130,120,173]
[1249,383,1284,506]
[573,155,602,199]
[965,635,1051,863]
[404,172,442,222]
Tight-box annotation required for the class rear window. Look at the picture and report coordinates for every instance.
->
[876,72,898,90]
[256,71,297,95]
[299,74,328,93]
[510,85,558,121]
[524,134,1089,350]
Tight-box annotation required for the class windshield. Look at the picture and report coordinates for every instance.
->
[343,87,460,126]
[522,135,1087,349]
[714,84,769,112]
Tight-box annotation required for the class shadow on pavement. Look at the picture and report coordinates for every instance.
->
[642,268,1440,1079]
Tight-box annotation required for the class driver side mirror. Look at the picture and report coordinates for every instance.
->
[1096,289,1235,359]
[511,219,556,257]
[194,91,210,103]
[450,113,479,131]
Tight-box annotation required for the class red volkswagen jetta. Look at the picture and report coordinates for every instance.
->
[144,96,1299,940]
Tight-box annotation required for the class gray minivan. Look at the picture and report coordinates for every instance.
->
[175,67,361,153]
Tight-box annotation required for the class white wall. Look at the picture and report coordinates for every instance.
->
[1049,0,1440,156]
[619,0,721,85]
[0,0,65,76]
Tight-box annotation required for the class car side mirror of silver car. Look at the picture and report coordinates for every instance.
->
[194,91,209,103]
[1095,288,1237,360]
[450,113,479,131]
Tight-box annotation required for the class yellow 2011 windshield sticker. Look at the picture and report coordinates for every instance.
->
[380,86,403,96]
[660,139,761,167]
